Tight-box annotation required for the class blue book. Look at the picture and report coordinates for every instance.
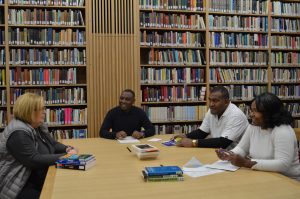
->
[56,154,94,165]
[145,166,183,176]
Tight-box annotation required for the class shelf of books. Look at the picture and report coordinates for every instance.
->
[0,0,7,129]
[270,0,300,127]
[139,0,300,133]
[1,0,88,138]
[139,0,207,134]
[208,0,269,120]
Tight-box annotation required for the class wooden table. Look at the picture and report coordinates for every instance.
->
[41,135,300,199]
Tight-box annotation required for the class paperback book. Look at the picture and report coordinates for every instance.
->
[56,154,96,171]
[142,170,184,182]
[131,144,159,159]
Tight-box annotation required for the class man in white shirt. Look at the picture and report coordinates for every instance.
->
[174,86,249,149]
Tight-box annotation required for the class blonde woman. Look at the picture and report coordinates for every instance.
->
[0,93,78,199]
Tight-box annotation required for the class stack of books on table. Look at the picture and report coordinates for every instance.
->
[142,166,184,182]
[56,154,96,171]
[131,144,159,159]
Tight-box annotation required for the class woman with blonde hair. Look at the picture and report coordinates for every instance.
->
[0,93,78,199]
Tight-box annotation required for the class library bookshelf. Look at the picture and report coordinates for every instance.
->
[139,0,300,134]
[0,0,87,139]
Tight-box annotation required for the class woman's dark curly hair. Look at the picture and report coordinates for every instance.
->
[252,92,293,129]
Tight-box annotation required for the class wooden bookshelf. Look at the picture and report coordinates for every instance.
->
[139,0,300,133]
[270,0,300,127]
[0,0,88,138]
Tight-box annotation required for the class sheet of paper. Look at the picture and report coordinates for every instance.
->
[183,166,224,178]
[205,160,240,171]
[147,138,162,142]
[117,136,140,144]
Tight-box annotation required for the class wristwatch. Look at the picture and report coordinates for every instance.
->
[192,139,198,147]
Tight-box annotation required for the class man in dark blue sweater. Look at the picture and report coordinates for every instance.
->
[99,89,155,139]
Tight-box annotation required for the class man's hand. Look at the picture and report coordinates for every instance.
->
[132,131,144,139]
[176,138,193,147]
[116,131,127,139]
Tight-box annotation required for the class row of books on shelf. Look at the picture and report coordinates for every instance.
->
[56,154,96,171]
[271,36,300,50]
[271,1,300,16]
[271,52,300,66]
[209,68,268,83]
[148,49,205,65]
[0,90,6,105]
[140,13,206,29]
[8,28,86,46]
[140,31,205,47]
[9,48,86,65]
[8,9,85,26]
[210,51,268,65]
[139,0,205,11]
[0,69,5,85]
[223,85,268,100]
[285,103,300,118]
[272,85,300,99]
[271,18,300,33]
[143,105,207,122]
[272,68,300,83]
[9,0,85,6]
[0,30,4,45]
[49,128,87,139]
[210,32,268,48]
[209,15,268,32]
[141,67,205,84]
[0,110,7,128]
[209,0,268,14]
[141,32,300,50]
[154,124,200,135]
[10,87,86,104]
[44,107,87,125]
[9,67,79,85]
[142,86,206,102]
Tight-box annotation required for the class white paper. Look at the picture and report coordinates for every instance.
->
[183,156,203,168]
[117,136,140,144]
[205,160,240,171]
[183,166,224,177]
[147,138,162,142]
[182,157,223,178]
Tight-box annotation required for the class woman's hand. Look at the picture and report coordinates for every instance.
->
[228,154,256,168]
[215,148,232,160]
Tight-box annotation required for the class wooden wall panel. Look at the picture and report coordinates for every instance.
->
[87,0,139,137]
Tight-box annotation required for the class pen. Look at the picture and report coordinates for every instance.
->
[127,147,131,152]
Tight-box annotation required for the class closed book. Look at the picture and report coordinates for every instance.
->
[142,170,184,182]
[144,166,183,176]
[56,157,95,165]
[56,159,96,171]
